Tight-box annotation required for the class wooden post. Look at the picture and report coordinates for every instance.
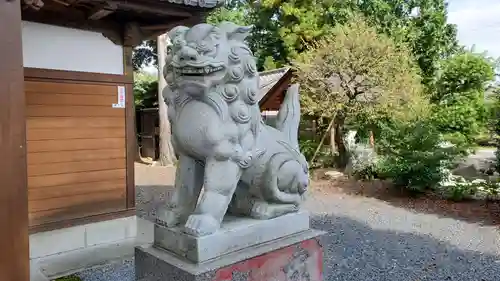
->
[123,46,136,209]
[0,1,30,280]
[157,33,177,166]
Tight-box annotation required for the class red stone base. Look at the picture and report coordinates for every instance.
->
[136,231,324,281]
[214,238,323,281]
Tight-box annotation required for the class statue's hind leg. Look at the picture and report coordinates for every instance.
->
[250,201,299,219]
[231,192,299,219]
[229,182,299,219]
[184,158,241,236]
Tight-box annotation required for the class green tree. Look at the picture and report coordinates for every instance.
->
[355,0,458,87]
[293,16,425,168]
[133,40,157,71]
[247,0,353,69]
[244,0,458,77]
[134,72,158,109]
[431,51,496,147]
[206,0,248,25]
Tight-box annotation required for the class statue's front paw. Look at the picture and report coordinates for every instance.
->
[184,214,219,237]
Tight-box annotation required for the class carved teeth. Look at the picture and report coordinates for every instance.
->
[175,66,223,75]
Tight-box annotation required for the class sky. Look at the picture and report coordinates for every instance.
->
[447,0,500,58]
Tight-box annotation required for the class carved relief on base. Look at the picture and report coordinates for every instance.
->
[214,239,323,281]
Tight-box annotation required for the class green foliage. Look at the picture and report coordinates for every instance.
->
[206,0,249,25]
[263,56,278,70]
[133,0,459,78]
[293,16,423,119]
[437,175,500,202]
[133,40,157,71]
[134,72,158,109]
[292,16,425,168]
[346,144,379,181]
[431,92,487,148]
[299,138,336,169]
[433,51,496,102]
[375,119,462,191]
[430,51,496,148]
[244,0,457,78]
[352,0,458,87]
[351,163,379,181]
[298,138,318,163]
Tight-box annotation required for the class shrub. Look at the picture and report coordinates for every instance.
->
[344,131,379,180]
[375,119,463,192]
[299,138,335,169]
[437,171,500,201]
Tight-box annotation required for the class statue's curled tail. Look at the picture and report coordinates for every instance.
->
[275,84,301,150]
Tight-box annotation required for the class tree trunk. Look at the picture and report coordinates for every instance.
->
[309,117,335,166]
[329,118,337,155]
[135,141,148,164]
[157,34,177,166]
[312,119,317,142]
[134,112,148,164]
[334,115,348,169]
[369,130,375,147]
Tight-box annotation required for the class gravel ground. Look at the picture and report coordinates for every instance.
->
[306,192,500,281]
[77,170,500,281]
[77,259,134,281]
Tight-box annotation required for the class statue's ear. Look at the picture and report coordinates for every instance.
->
[167,26,188,40]
[217,21,252,41]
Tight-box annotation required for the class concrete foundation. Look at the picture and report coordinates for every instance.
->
[30,216,154,281]
[135,229,324,281]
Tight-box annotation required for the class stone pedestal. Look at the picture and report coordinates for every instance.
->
[135,212,325,281]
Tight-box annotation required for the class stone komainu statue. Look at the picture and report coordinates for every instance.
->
[159,21,309,237]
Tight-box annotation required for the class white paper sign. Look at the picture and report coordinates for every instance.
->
[112,86,126,108]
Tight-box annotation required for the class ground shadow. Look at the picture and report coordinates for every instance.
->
[312,175,500,227]
[76,213,500,281]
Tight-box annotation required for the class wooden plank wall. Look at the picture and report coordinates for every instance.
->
[24,69,134,231]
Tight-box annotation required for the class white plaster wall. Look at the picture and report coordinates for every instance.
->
[22,21,124,75]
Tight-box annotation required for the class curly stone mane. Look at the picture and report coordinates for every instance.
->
[163,22,263,167]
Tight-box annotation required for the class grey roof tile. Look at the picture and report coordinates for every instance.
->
[257,67,290,102]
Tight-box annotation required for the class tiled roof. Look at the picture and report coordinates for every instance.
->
[164,0,224,8]
[257,67,290,103]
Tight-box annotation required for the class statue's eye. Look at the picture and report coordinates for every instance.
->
[173,38,186,48]
[197,42,208,52]
[197,41,215,55]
